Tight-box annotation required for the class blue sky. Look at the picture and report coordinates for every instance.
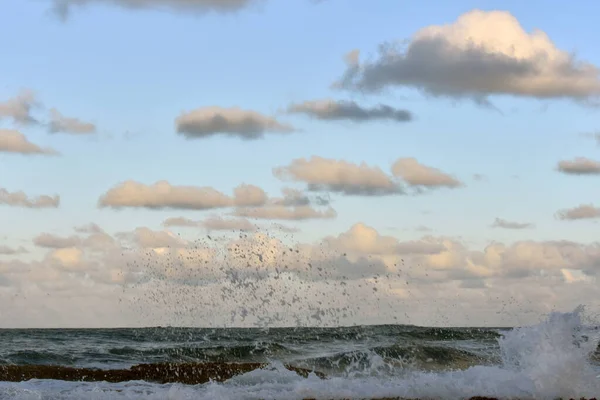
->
[1,0,600,327]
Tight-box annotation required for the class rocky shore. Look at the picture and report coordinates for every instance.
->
[0,364,596,400]
[0,362,325,384]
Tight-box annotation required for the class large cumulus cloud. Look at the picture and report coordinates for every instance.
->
[335,10,600,103]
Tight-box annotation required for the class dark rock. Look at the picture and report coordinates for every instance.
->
[0,362,326,384]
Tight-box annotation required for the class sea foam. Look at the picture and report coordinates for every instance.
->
[0,306,598,400]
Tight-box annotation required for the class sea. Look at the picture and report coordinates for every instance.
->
[0,307,599,400]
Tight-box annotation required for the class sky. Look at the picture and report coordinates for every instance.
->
[1,0,600,328]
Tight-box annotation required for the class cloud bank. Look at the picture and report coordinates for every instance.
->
[1,222,598,327]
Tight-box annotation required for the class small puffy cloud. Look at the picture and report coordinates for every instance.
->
[0,130,58,155]
[52,0,260,20]
[176,107,294,140]
[491,218,534,229]
[335,10,600,102]
[0,90,38,124]
[274,156,402,196]
[557,157,600,175]
[325,223,445,256]
[0,245,28,255]
[287,99,412,123]
[49,109,96,134]
[34,233,81,249]
[233,184,268,207]
[556,204,600,220]
[47,247,85,271]
[98,180,234,210]
[391,158,462,188]
[129,227,188,248]
[0,188,60,208]
[233,205,337,220]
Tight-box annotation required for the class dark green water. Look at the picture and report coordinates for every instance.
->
[0,325,505,373]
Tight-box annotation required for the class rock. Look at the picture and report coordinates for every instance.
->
[0,362,326,384]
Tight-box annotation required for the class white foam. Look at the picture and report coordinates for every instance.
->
[1,307,598,400]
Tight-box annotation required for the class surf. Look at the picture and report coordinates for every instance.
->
[0,306,598,399]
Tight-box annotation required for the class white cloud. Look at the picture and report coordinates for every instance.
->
[336,10,600,102]
[47,247,86,271]
[324,223,445,256]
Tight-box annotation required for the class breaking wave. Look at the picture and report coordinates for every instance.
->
[0,306,598,399]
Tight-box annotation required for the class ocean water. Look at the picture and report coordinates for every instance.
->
[0,307,598,399]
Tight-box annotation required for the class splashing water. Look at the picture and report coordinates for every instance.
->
[0,307,598,399]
